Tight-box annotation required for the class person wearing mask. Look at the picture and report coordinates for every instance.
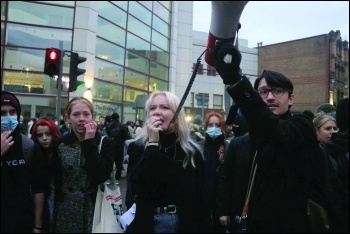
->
[125,91,211,233]
[325,98,349,233]
[214,45,321,232]
[31,117,62,232]
[50,97,116,233]
[1,91,48,233]
[313,114,337,146]
[199,111,228,233]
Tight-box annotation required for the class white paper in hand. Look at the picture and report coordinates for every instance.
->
[119,203,136,230]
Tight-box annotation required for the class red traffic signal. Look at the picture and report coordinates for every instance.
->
[48,50,58,60]
[44,48,61,77]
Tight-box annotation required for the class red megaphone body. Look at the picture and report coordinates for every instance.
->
[205,1,248,66]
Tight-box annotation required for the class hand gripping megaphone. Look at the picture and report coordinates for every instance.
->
[205,1,248,67]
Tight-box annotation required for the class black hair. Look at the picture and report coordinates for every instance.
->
[254,70,294,95]
[302,110,314,120]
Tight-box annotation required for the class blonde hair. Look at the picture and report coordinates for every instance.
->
[133,91,202,168]
[313,114,336,129]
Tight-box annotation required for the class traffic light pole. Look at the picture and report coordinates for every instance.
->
[201,93,204,122]
[56,49,64,124]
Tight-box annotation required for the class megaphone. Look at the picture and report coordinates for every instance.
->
[205,1,248,66]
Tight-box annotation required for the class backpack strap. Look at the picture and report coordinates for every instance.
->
[21,133,34,164]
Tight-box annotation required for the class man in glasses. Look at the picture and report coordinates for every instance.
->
[213,42,329,232]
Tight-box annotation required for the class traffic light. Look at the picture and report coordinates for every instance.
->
[69,52,86,92]
[44,48,61,77]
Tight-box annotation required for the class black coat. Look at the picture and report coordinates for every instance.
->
[216,134,252,232]
[126,133,212,233]
[325,132,349,233]
[226,77,319,232]
[51,132,116,232]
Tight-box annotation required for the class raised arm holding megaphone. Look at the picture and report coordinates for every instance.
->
[205,1,248,85]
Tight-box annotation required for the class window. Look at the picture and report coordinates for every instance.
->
[213,94,223,109]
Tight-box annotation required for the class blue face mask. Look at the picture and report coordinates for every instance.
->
[1,116,19,133]
[206,126,222,139]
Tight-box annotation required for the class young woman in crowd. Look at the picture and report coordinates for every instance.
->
[125,91,212,233]
[199,111,228,233]
[50,97,116,232]
[313,114,338,146]
[31,118,62,232]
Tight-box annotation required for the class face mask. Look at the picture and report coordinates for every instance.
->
[1,116,19,133]
[206,126,222,139]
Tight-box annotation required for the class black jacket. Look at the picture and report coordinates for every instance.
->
[216,134,252,232]
[226,77,319,232]
[51,131,116,233]
[325,132,349,233]
[1,126,48,233]
[126,133,212,233]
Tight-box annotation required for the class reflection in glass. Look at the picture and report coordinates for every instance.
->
[96,37,125,65]
[150,45,169,66]
[159,1,171,10]
[153,1,170,24]
[123,87,147,103]
[94,101,121,119]
[128,15,151,42]
[6,23,72,50]
[152,30,169,52]
[153,15,170,37]
[149,77,168,91]
[111,1,128,11]
[98,1,127,29]
[95,58,124,84]
[97,17,126,47]
[129,1,152,26]
[150,61,168,81]
[126,51,149,75]
[125,69,148,90]
[3,70,67,96]
[8,1,74,28]
[126,33,150,58]
[93,79,123,103]
[138,1,152,10]
[4,47,70,73]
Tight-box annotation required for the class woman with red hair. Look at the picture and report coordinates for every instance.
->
[31,117,61,232]
[199,111,228,233]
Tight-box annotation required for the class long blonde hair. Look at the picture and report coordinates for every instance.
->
[133,91,202,168]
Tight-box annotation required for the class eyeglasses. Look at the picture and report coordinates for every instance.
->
[257,87,291,99]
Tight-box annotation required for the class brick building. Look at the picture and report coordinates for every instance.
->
[257,30,349,113]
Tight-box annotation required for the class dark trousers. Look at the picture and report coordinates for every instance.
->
[115,146,124,180]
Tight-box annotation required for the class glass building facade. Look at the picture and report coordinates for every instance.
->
[1,1,172,122]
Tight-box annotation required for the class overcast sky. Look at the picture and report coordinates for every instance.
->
[193,1,349,48]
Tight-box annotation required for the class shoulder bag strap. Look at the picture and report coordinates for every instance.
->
[241,150,258,225]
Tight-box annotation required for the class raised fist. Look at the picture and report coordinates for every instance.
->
[213,40,242,85]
